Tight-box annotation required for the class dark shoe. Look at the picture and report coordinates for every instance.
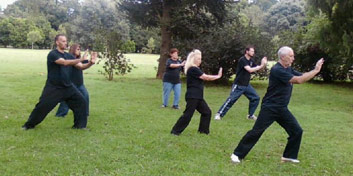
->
[22,125,33,130]
[172,105,180,109]
[72,126,89,130]
[171,131,180,136]
[161,105,167,108]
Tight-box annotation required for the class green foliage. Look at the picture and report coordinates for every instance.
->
[0,18,13,47]
[27,30,44,49]
[67,0,129,49]
[304,0,353,81]
[97,32,135,81]
[4,0,80,30]
[121,0,228,78]
[27,16,53,48]
[121,40,136,53]
[171,5,273,83]
[146,37,155,54]
[8,17,37,48]
[263,0,306,36]
[129,24,160,53]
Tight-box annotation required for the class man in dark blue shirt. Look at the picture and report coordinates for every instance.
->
[22,34,89,130]
[230,46,324,164]
[215,46,267,120]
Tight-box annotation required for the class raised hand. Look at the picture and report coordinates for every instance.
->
[261,57,268,66]
[181,60,186,67]
[81,49,89,61]
[90,52,98,64]
[315,58,324,72]
[218,67,223,77]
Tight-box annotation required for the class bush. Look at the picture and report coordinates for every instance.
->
[97,32,135,81]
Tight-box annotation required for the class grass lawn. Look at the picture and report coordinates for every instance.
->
[0,48,352,175]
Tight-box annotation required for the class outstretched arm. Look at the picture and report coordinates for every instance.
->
[290,58,324,84]
[55,57,86,66]
[169,60,185,68]
[200,67,223,81]
[244,57,268,73]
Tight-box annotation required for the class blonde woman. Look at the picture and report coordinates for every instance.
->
[171,49,222,135]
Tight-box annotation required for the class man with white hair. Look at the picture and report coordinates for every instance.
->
[230,46,324,163]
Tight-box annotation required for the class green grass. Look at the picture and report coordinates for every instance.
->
[0,48,352,175]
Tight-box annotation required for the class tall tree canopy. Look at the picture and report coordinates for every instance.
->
[120,0,228,79]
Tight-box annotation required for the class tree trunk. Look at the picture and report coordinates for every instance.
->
[156,1,172,79]
[32,42,34,49]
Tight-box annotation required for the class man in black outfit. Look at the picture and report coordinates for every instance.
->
[22,34,88,130]
[215,46,267,120]
[230,46,324,163]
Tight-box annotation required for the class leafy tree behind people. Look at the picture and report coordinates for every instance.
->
[121,0,228,79]
[27,30,44,49]
[97,31,135,81]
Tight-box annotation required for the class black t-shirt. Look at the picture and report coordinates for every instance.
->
[71,60,89,86]
[262,62,302,107]
[233,56,257,86]
[163,58,182,84]
[185,67,204,99]
[47,49,74,88]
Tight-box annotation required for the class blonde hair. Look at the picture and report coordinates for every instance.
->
[184,49,202,74]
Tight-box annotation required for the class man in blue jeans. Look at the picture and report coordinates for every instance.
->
[215,46,267,120]
[230,46,324,163]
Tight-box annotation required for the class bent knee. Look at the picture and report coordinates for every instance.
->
[203,109,212,117]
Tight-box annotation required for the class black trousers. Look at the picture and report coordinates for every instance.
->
[23,83,87,129]
[171,98,212,135]
[234,106,303,159]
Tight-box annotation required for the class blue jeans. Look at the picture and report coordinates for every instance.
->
[162,82,181,106]
[217,84,260,117]
[56,84,89,117]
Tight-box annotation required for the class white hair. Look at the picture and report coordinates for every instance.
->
[184,49,202,74]
[277,46,293,60]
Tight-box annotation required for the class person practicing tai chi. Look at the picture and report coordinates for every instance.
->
[161,48,185,109]
[171,49,222,135]
[230,46,324,164]
[55,44,97,117]
[215,46,267,120]
[22,34,89,130]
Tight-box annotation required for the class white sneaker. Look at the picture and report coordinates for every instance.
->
[247,115,257,121]
[281,157,300,163]
[214,113,222,120]
[230,154,240,163]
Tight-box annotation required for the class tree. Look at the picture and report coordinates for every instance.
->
[264,0,306,36]
[4,0,81,30]
[67,0,129,49]
[49,29,58,49]
[121,0,228,79]
[0,18,13,47]
[146,37,155,54]
[27,30,43,49]
[97,32,135,81]
[8,18,37,48]
[305,0,353,80]
[121,40,136,53]
[129,24,160,53]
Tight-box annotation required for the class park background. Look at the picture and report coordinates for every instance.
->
[0,0,352,175]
